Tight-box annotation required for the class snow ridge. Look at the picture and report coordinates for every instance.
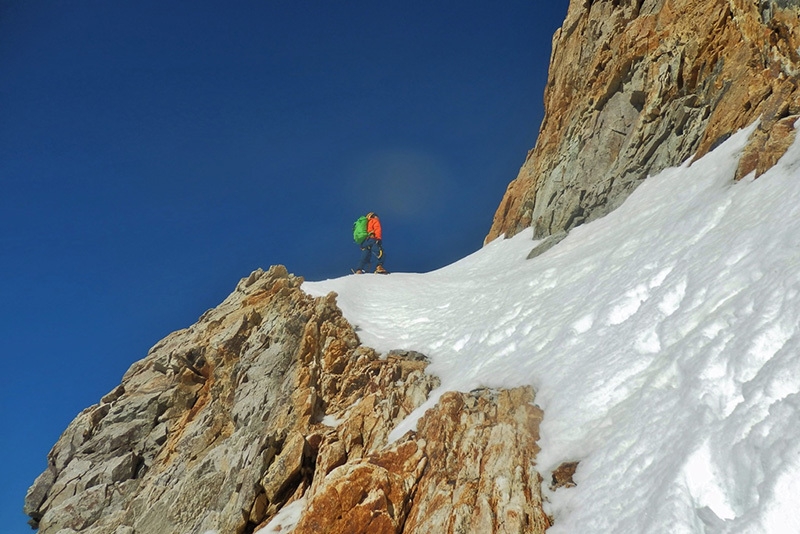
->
[303,122,800,534]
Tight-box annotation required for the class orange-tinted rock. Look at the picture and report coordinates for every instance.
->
[551,461,579,491]
[294,441,427,534]
[404,387,549,534]
[294,386,549,534]
[486,0,800,243]
[25,267,439,534]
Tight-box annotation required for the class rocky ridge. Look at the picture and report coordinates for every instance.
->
[487,0,799,242]
[25,266,550,534]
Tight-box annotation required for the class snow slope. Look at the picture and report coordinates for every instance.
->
[303,122,800,534]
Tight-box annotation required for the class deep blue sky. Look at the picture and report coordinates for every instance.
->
[0,1,569,529]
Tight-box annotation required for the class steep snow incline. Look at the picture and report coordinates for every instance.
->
[303,122,800,534]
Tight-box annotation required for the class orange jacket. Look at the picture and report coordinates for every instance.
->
[367,216,382,240]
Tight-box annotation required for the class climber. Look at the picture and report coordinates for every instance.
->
[353,212,388,274]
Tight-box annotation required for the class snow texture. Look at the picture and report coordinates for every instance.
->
[304,121,800,534]
[261,497,306,533]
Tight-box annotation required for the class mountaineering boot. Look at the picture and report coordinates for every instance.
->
[375,265,388,274]
[351,269,364,274]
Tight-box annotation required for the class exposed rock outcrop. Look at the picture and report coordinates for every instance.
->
[487,0,799,242]
[295,387,549,534]
[25,267,549,534]
[401,388,549,534]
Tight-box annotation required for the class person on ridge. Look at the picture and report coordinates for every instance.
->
[355,212,387,274]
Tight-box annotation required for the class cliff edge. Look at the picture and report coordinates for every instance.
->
[487,0,799,242]
[25,267,550,533]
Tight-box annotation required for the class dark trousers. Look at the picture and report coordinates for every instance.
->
[357,238,384,271]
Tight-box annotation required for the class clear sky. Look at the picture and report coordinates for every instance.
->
[0,1,569,529]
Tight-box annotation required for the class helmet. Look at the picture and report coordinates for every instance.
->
[366,212,376,218]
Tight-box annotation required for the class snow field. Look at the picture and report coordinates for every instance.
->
[303,121,800,533]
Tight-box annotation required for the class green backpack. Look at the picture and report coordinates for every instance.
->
[352,215,369,244]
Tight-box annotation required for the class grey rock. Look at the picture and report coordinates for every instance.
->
[25,266,441,533]
[527,231,568,259]
[23,465,56,523]
[486,0,800,244]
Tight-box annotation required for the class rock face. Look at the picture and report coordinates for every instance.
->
[487,0,800,242]
[295,388,549,534]
[401,388,549,534]
[25,266,549,534]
